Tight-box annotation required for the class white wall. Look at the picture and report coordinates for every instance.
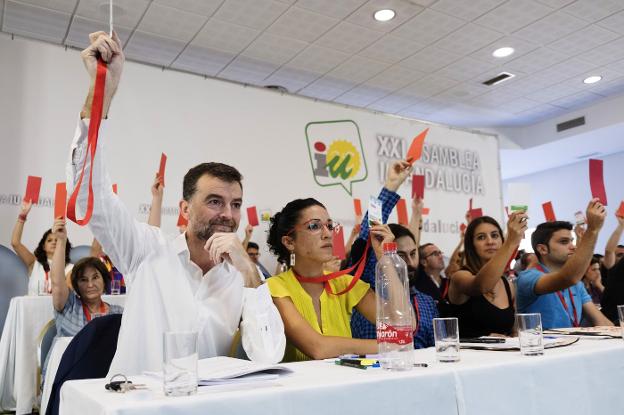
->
[503,150,624,252]
[0,34,503,270]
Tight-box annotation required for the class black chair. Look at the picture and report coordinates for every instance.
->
[45,314,122,415]
[0,244,28,331]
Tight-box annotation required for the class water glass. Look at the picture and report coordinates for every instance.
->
[163,331,198,396]
[433,317,460,362]
[516,313,544,356]
[618,305,624,339]
[110,280,121,295]
[38,279,50,296]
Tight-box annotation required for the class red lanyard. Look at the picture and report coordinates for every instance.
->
[411,294,420,335]
[82,302,106,322]
[536,264,579,327]
[440,278,449,300]
[293,238,370,295]
[67,58,107,226]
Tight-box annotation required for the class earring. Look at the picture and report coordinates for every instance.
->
[290,252,296,267]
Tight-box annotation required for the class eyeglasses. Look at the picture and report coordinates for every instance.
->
[289,219,340,235]
[425,250,443,259]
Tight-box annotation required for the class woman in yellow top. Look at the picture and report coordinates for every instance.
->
[267,198,394,362]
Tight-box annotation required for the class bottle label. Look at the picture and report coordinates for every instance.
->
[376,322,413,345]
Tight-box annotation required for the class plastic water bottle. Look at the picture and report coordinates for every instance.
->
[375,242,415,371]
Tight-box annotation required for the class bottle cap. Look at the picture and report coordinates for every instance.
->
[383,242,397,252]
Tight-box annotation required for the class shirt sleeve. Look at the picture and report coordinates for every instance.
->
[516,268,542,308]
[240,283,286,364]
[577,282,592,305]
[65,118,163,280]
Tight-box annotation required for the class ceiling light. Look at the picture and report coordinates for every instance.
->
[492,47,515,58]
[583,75,602,84]
[374,9,395,22]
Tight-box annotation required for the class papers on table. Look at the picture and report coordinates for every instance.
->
[145,357,292,387]
[460,336,579,351]
[544,326,622,339]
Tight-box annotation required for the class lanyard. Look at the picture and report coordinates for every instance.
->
[82,301,107,322]
[440,278,449,300]
[67,58,107,226]
[293,238,370,295]
[536,264,579,327]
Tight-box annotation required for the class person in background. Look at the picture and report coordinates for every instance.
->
[266,198,386,361]
[416,243,448,303]
[517,199,613,329]
[11,201,73,295]
[582,257,604,306]
[50,218,123,337]
[520,252,539,271]
[246,242,272,280]
[445,213,527,337]
[602,214,624,270]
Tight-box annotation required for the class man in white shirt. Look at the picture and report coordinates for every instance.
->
[67,31,285,376]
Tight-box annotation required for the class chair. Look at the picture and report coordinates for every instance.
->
[0,244,28,331]
[45,314,122,415]
[36,319,57,401]
[69,245,92,264]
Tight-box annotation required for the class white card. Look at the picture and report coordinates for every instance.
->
[368,196,382,226]
[507,183,531,212]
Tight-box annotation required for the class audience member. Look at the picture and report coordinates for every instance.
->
[90,238,126,294]
[50,218,123,336]
[266,198,382,361]
[600,252,624,324]
[246,241,272,280]
[67,31,285,376]
[517,199,613,328]
[11,200,73,295]
[520,252,538,271]
[444,213,526,337]
[416,243,448,303]
[602,214,624,270]
[582,257,604,306]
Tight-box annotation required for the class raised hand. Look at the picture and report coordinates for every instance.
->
[20,200,33,217]
[585,198,606,232]
[151,173,164,198]
[506,211,528,245]
[384,160,412,192]
[370,224,395,260]
[52,217,68,241]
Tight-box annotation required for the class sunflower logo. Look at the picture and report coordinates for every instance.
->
[326,140,361,180]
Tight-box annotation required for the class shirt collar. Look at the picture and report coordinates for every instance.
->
[173,232,232,274]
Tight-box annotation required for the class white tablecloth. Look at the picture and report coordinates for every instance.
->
[59,338,624,415]
[0,295,125,414]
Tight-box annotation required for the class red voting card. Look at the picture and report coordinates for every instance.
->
[412,175,425,199]
[176,211,188,227]
[158,153,167,187]
[589,159,607,205]
[112,184,118,194]
[406,128,429,165]
[542,201,556,222]
[397,199,409,226]
[24,176,42,204]
[616,201,624,218]
[422,207,430,215]
[54,183,67,219]
[332,226,346,260]
[247,206,259,227]
[469,208,483,221]
[353,199,363,217]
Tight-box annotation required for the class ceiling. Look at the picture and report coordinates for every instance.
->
[2,0,624,128]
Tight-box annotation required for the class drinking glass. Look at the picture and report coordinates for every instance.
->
[516,313,544,356]
[163,331,198,396]
[433,317,460,362]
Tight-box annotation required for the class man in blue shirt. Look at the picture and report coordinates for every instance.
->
[517,199,613,329]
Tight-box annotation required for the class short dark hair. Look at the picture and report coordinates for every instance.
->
[388,223,415,242]
[531,221,573,262]
[267,198,325,266]
[617,244,624,249]
[182,162,243,201]
[34,229,72,272]
[247,242,259,250]
[418,243,434,263]
[463,216,504,274]
[70,257,112,297]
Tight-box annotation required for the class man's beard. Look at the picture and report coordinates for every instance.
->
[193,217,237,241]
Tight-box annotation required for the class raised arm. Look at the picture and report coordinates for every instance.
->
[534,199,606,294]
[408,196,423,252]
[11,201,36,269]
[147,173,164,227]
[344,215,362,258]
[445,232,464,279]
[451,212,527,299]
[603,214,624,270]
[69,32,161,277]
[50,218,70,311]
[242,225,253,250]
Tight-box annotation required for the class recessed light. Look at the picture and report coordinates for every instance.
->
[374,9,395,22]
[492,47,515,58]
[583,75,602,84]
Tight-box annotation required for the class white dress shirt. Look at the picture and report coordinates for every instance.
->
[66,119,285,376]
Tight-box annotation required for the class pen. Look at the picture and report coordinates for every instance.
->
[335,361,367,370]
[340,358,377,366]
[413,363,428,367]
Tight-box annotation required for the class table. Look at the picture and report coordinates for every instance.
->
[0,295,126,414]
[59,338,624,415]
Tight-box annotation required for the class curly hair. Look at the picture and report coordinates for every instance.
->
[267,198,325,266]
[34,229,72,272]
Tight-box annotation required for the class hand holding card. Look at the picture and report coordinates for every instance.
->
[54,183,67,219]
[406,128,429,165]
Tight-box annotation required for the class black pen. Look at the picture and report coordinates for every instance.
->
[413,363,428,368]
[336,360,367,370]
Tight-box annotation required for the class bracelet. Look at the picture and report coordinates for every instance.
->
[17,214,27,222]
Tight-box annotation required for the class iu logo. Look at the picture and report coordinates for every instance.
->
[305,120,368,195]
